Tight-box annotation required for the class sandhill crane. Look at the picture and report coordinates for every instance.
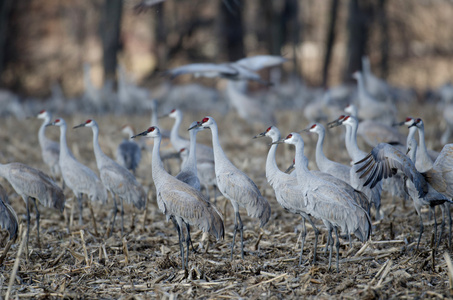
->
[0,184,18,242]
[355,139,453,248]
[344,104,405,147]
[116,125,142,175]
[166,55,287,85]
[361,56,392,101]
[190,116,271,259]
[37,110,62,182]
[47,118,108,225]
[273,132,371,271]
[328,115,383,219]
[352,71,396,126]
[0,162,64,248]
[167,109,217,199]
[303,123,350,184]
[253,126,321,265]
[74,119,146,236]
[132,126,224,269]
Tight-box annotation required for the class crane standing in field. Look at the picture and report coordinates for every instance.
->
[116,125,142,175]
[74,119,146,236]
[167,109,217,200]
[190,117,271,259]
[37,110,62,185]
[253,126,321,265]
[0,162,64,250]
[47,118,108,226]
[273,132,371,271]
[132,126,224,269]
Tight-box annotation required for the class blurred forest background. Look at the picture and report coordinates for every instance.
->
[0,0,452,98]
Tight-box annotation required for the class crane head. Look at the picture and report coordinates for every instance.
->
[37,109,49,119]
[327,115,346,128]
[46,118,64,127]
[74,119,96,129]
[393,117,414,127]
[132,126,160,139]
[253,126,273,139]
[190,116,215,130]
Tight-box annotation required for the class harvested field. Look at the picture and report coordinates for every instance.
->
[1,107,453,299]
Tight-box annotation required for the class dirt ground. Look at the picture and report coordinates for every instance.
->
[1,106,453,299]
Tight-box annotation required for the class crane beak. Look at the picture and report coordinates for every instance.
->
[73,123,86,129]
[188,123,202,131]
[131,130,148,139]
[284,162,295,174]
[300,128,311,133]
[327,119,342,128]
[253,132,266,139]
[271,139,286,145]
[408,123,417,128]
[45,122,55,127]
[406,148,410,155]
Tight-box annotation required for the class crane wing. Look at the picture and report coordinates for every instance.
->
[355,143,428,198]
[235,55,288,71]
[424,144,453,196]
[166,63,237,79]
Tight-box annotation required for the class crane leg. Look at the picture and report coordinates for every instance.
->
[438,205,446,248]
[110,195,118,237]
[327,229,333,271]
[171,217,184,269]
[447,205,452,249]
[306,217,319,264]
[25,197,31,252]
[417,213,424,250]
[324,227,332,254]
[231,211,244,260]
[432,207,439,248]
[185,223,196,253]
[334,227,340,273]
[120,198,124,237]
[298,218,307,266]
[33,199,41,248]
[185,225,190,269]
[77,193,84,225]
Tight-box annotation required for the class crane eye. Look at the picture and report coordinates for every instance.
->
[171,109,176,113]
[266,126,272,132]
[310,124,316,129]
[405,117,412,122]
[344,116,350,121]
[39,109,45,114]
[147,127,155,132]
[202,117,209,123]
[86,119,92,124]
[55,119,60,122]
[286,134,292,139]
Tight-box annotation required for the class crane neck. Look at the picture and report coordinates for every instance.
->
[207,123,230,166]
[314,128,330,170]
[58,123,72,159]
[150,102,158,127]
[38,116,52,148]
[184,129,198,174]
[151,134,169,187]
[417,125,431,162]
[344,121,365,162]
[407,139,418,163]
[170,113,187,150]
[293,140,312,185]
[90,124,108,170]
[265,133,286,187]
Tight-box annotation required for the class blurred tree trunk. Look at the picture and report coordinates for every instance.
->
[343,0,374,83]
[322,0,339,87]
[0,0,14,84]
[282,0,300,76]
[378,0,389,79]
[220,0,244,61]
[154,2,167,71]
[263,0,284,56]
[100,0,123,82]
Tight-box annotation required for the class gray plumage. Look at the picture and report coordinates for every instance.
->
[192,116,271,259]
[116,125,142,174]
[133,126,224,269]
[166,55,287,84]
[254,125,321,265]
[47,118,108,225]
[329,115,383,219]
[0,162,64,246]
[168,109,216,198]
[305,123,351,184]
[176,121,202,191]
[355,139,452,248]
[0,184,19,241]
[275,133,371,271]
[37,110,61,180]
[74,119,146,236]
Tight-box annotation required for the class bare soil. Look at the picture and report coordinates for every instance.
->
[1,108,452,299]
